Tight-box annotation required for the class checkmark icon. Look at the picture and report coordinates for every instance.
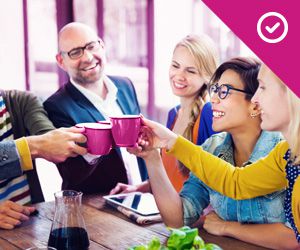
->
[257,12,288,43]
[265,22,280,33]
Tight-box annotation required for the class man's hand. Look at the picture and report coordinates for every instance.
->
[0,200,36,229]
[27,127,87,163]
[203,212,230,236]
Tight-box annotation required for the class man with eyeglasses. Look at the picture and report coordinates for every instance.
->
[44,22,147,194]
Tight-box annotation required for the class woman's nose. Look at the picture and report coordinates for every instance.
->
[210,92,220,104]
[174,70,186,80]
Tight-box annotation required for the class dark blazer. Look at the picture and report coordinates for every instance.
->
[44,76,147,194]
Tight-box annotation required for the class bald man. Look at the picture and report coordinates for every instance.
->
[44,22,147,194]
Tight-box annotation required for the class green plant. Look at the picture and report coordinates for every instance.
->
[128,226,222,250]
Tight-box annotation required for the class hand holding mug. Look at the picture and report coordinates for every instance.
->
[76,123,113,155]
[137,117,178,151]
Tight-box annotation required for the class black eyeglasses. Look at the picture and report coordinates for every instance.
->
[61,40,103,60]
[209,83,253,99]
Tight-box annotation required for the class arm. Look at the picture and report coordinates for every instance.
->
[109,180,151,195]
[0,141,23,180]
[16,90,55,135]
[180,173,210,226]
[203,212,299,250]
[26,127,87,163]
[169,136,288,199]
[138,117,288,200]
[128,147,184,227]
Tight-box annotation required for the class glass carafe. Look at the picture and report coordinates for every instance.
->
[48,190,90,250]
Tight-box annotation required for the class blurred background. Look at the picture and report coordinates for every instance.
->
[0,0,255,200]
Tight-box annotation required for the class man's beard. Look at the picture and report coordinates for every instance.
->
[74,68,103,85]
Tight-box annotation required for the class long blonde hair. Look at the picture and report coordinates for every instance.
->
[174,35,218,174]
[287,89,300,164]
[175,34,218,141]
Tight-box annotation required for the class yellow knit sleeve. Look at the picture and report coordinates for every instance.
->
[168,136,288,199]
[15,137,33,171]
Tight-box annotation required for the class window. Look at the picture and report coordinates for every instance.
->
[27,0,58,99]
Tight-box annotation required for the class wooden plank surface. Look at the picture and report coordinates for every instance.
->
[0,195,269,250]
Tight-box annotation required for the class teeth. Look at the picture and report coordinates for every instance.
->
[174,82,186,89]
[83,64,97,71]
[213,111,225,118]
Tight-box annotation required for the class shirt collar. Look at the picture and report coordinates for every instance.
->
[70,75,118,103]
[215,133,234,164]
[215,130,282,166]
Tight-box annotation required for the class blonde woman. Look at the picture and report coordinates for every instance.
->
[138,64,300,247]
[110,35,218,194]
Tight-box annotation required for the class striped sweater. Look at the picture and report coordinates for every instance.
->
[0,95,31,204]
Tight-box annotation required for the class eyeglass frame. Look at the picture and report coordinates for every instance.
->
[209,83,253,99]
[60,40,103,60]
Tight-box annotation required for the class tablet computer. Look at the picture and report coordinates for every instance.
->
[103,192,160,216]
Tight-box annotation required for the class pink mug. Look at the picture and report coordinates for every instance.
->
[76,122,113,155]
[98,120,111,126]
[109,115,141,147]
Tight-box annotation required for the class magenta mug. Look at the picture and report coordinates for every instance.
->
[109,115,141,147]
[76,122,113,155]
[98,120,111,125]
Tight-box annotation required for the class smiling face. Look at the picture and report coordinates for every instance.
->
[211,69,255,133]
[169,45,206,100]
[252,64,290,134]
[56,23,106,85]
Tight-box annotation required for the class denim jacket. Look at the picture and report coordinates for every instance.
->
[180,131,286,225]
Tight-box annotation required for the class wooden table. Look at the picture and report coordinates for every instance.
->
[0,195,269,250]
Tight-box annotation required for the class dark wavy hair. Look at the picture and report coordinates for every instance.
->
[209,57,261,100]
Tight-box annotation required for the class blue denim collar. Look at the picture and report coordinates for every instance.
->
[214,131,282,166]
[214,133,235,165]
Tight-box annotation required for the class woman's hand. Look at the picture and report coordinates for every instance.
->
[0,200,36,229]
[109,183,140,195]
[110,180,152,195]
[138,117,178,151]
[203,212,230,236]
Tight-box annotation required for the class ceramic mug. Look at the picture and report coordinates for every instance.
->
[109,115,141,147]
[76,122,113,155]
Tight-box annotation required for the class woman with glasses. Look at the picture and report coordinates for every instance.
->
[110,35,218,195]
[128,57,297,249]
[137,63,300,248]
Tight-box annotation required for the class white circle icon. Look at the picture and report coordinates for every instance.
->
[257,12,288,43]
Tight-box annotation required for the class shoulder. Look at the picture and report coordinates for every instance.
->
[201,102,212,116]
[166,105,180,128]
[2,89,41,106]
[276,140,289,153]
[251,131,284,160]
[108,75,137,98]
[108,75,134,89]
[44,83,71,106]
[2,89,36,99]
[199,102,213,125]
[265,140,289,170]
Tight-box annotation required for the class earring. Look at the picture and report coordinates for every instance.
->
[250,113,259,118]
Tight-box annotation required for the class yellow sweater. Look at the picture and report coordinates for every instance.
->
[169,136,300,234]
